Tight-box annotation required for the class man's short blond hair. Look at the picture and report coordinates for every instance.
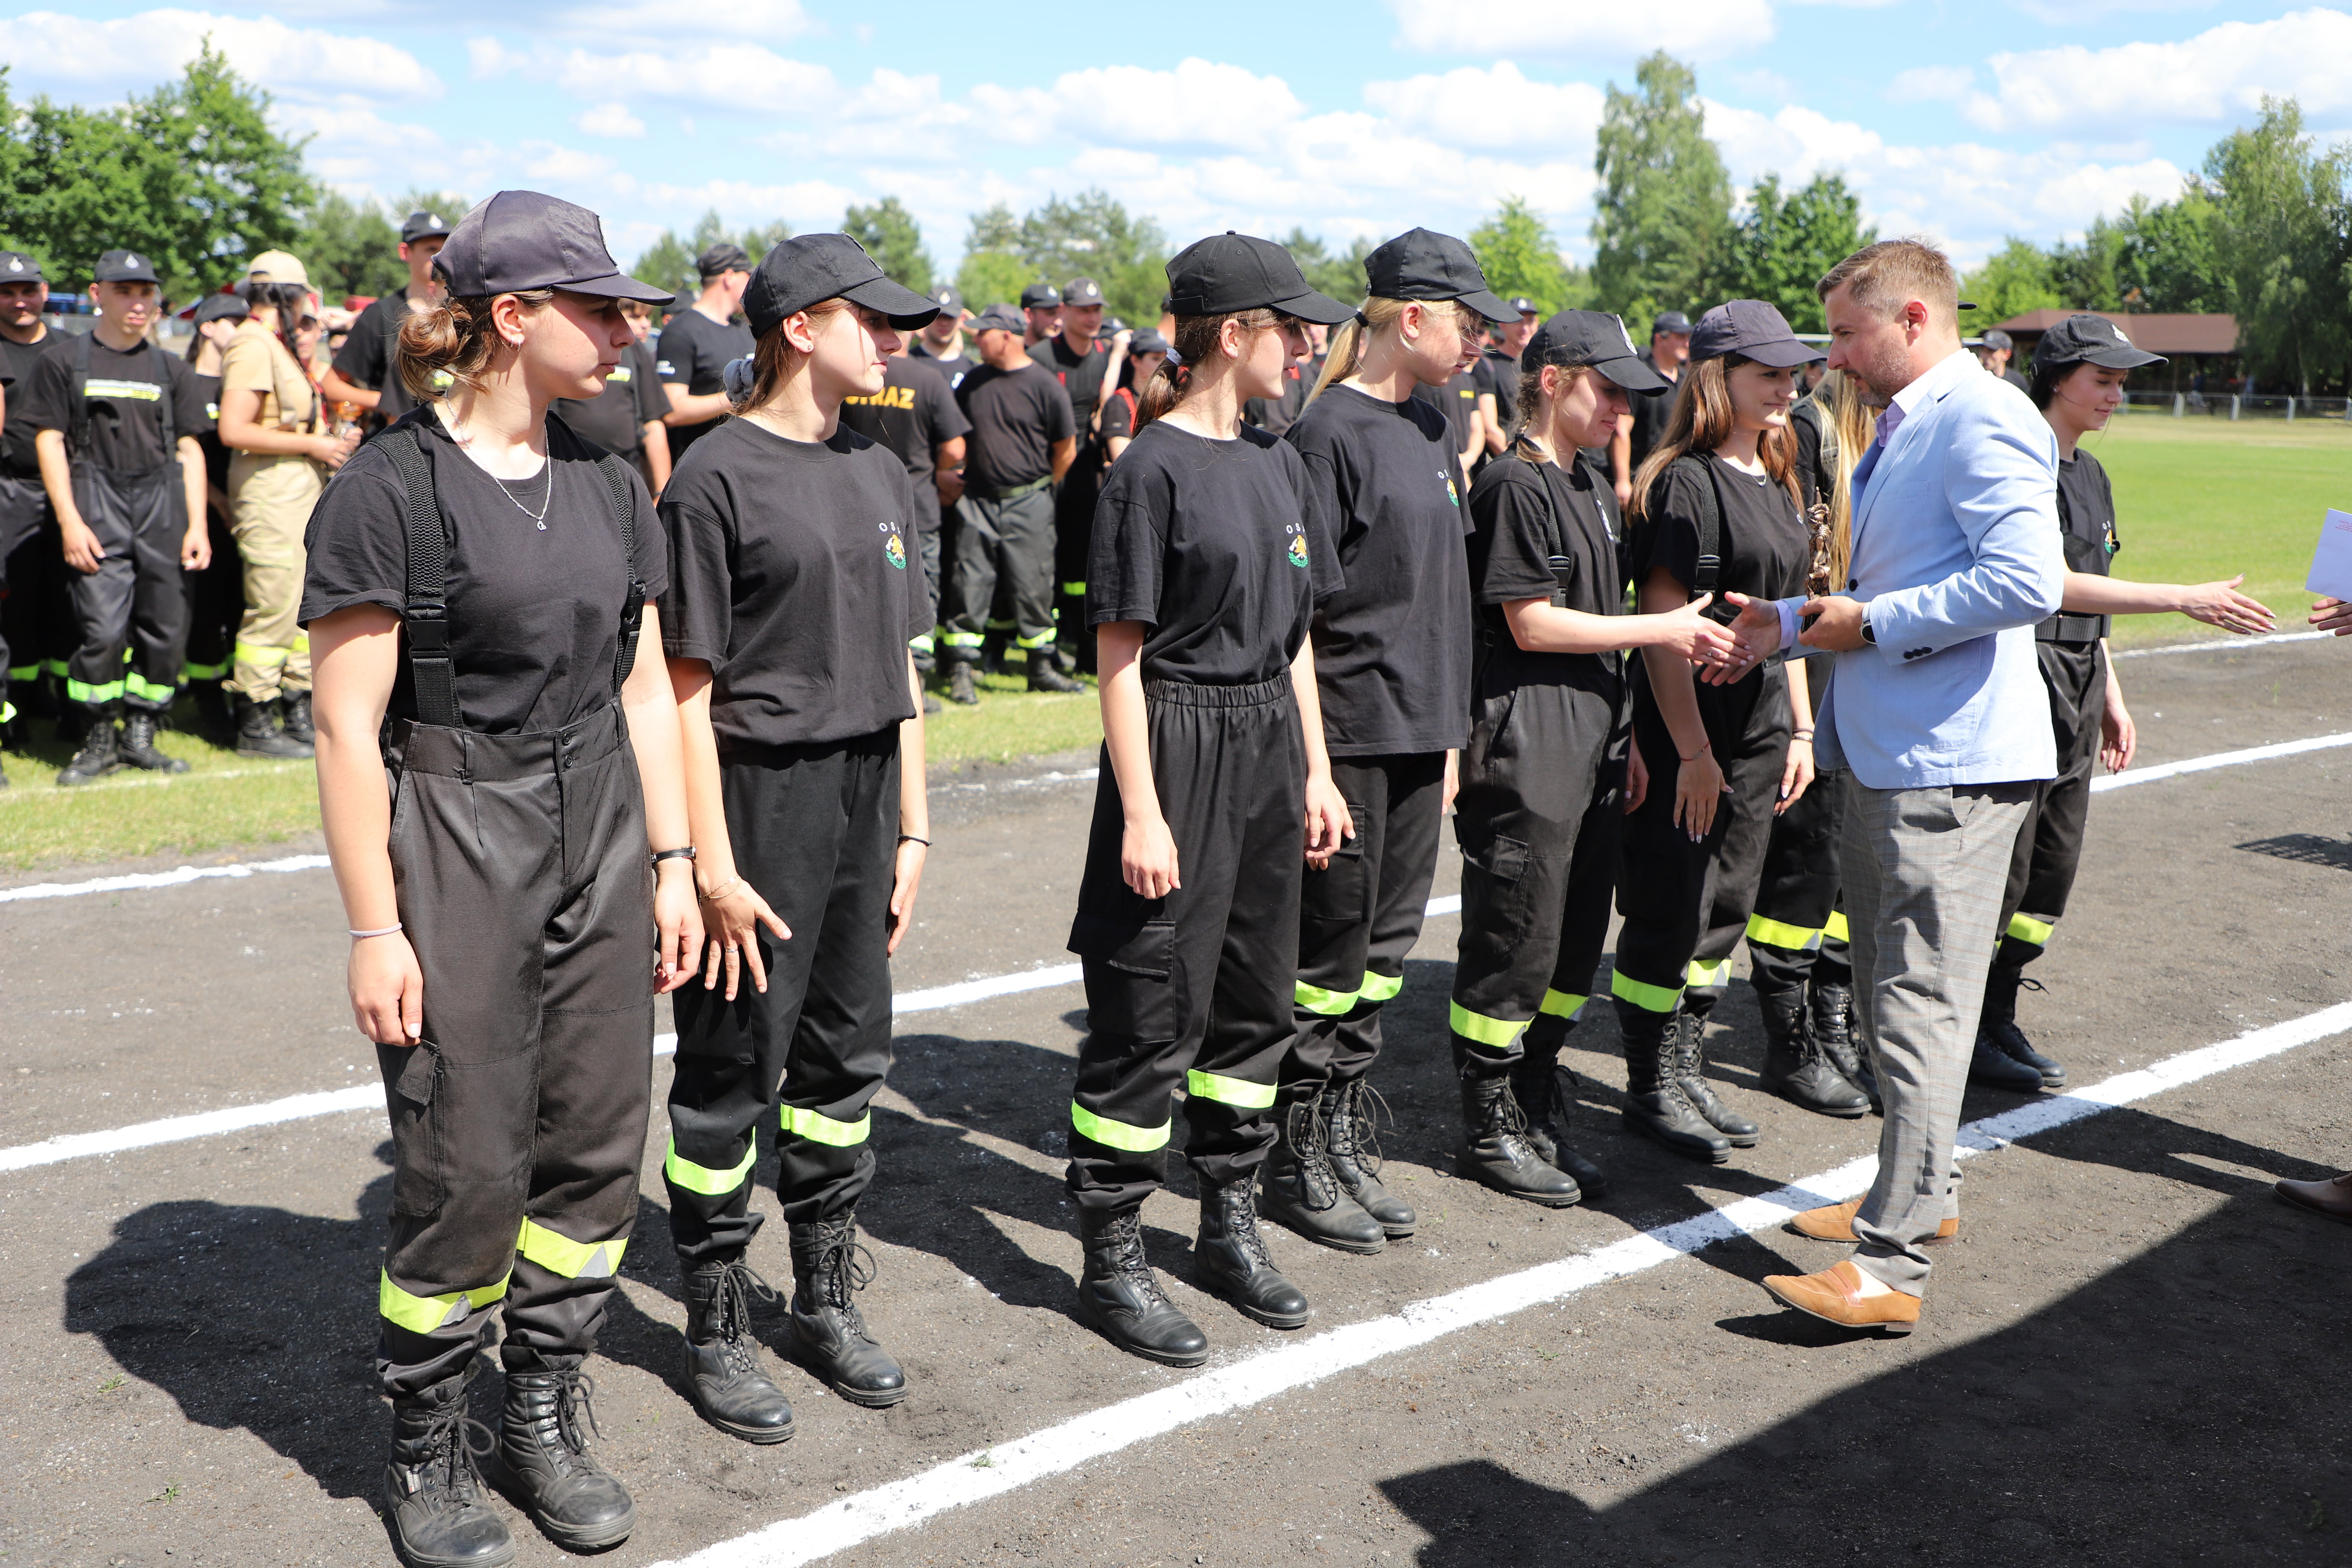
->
[1816,238,1958,325]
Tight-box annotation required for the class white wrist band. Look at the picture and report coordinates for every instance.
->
[349,922,403,940]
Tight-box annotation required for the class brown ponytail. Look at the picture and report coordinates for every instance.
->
[396,289,554,401]
[1132,307,1276,432]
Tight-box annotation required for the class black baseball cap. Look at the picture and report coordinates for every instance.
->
[1163,232,1353,325]
[1690,300,1824,368]
[401,210,450,245]
[697,242,752,279]
[1523,310,1670,393]
[1364,228,1514,322]
[1652,310,1692,337]
[1062,276,1105,306]
[1020,281,1061,310]
[968,303,1027,335]
[0,251,43,283]
[432,191,671,303]
[190,291,249,326]
[1981,328,2014,351]
[94,249,160,285]
[1507,296,1540,316]
[928,284,964,318]
[2033,313,2164,372]
[1130,327,1169,355]
[743,233,940,339]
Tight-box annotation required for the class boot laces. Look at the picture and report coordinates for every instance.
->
[1217,1185,1278,1271]
[715,1261,779,1372]
[1099,1210,1176,1309]
[1332,1079,1389,1174]
[415,1392,496,1510]
[1289,1098,1338,1207]
[813,1227,880,1338]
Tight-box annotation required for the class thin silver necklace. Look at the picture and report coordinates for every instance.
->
[449,412,554,528]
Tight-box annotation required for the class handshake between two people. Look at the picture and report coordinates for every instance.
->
[1684,591,1870,686]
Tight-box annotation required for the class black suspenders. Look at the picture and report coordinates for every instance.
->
[66,335,178,463]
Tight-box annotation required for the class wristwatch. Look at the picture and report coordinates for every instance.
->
[1859,610,1877,647]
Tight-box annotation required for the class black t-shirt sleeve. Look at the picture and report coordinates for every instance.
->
[331,302,388,390]
[1042,375,1077,446]
[1475,469,1568,606]
[1278,437,1345,606]
[655,322,695,387]
[922,369,972,450]
[21,346,70,434]
[1099,388,1133,443]
[1087,473,1164,627]
[167,358,210,443]
[656,493,732,668]
[1638,462,1709,590]
[629,343,667,426]
[299,449,411,625]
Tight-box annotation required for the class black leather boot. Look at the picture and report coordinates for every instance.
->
[384,1367,513,1568]
[946,661,979,706]
[281,688,315,744]
[1457,1073,1581,1207]
[1194,1174,1312,1328]
[1756,988,1868,1117]
[1810,982,1877,1109]
[118,709,187,772]
[787,1215,907,1407]
[1075,1205,1208,1365]
[1673,1011,1759,1146]
[1508,1051,1610,1199]
[235,694,312,759]
[1260,1092,1386,1254]
[680,1259,795,1443]
[56,706,120,786]
[1322,1078,1415,1238]
[1982,966,2066,1088]
[1619,1006,1732,1164]
[498,1366,634,1551]
[190,680,233,743]
[1027,661,1083,693]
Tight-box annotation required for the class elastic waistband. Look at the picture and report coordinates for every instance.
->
[388,702,629,781]
[719,724,898,767]
[972,475,1052,502]
[2035,613,2105,644]
[1144,674,1292,709]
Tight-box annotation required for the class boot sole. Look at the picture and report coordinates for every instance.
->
[1456,1155,1582,1208]
[1624,1115,1732,1165]
[691,1399,796,1443]
[1208,1288,1311,1331]
[389,1530,516,1568]
[1762,1278,1916,1335]
[790,1332,911,1408]
[1073,1295,1210,1367]
[1262,1202,1387,1255]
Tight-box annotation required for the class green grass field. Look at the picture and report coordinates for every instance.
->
[3,416,2342,870]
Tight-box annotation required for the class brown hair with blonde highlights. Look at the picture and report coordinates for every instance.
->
[1135,308,1278,431]
[733,297,854,418]
[1815,237,1958,326]
[1627,354,1803,524]
[396,289,555,401]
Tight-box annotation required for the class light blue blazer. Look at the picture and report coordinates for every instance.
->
[1800,350,2067,789]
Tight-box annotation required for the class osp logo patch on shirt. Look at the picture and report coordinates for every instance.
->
[881,521,906,570]
[1287,533,1310,569]
[1442,470,1459,507]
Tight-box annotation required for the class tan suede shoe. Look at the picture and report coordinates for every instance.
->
[1761,1260,1921,1334]
[1787,1196,1958,1246]
[2275,1172,2352,1223]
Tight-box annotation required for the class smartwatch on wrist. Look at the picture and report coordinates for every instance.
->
[1859,610,1877,647]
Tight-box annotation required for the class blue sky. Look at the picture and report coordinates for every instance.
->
[11,3,2350,277]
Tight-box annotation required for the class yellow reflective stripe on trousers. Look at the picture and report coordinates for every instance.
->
[2007,912,2054,946]
[1449,1000,1528,1052]
[234,640,290,669]
[1060,581,1087,596]
[1015,630,1057,650]
[1185,1069,1277,1109]
[123,671,176,703]
[1825,911,1850,943]
[1070,1100,1170,1152]
[1686,957,1735,989]
[780,1102,872,1147]
[1609,969,1683,1014]
[1744,912,1823,952]
[940,630,984,648]
[1538,989,1586,1019]
[517,1218,626,1280]
[1295,978,1359,1016]
[1357,971,1403,1003]
[663,1133,755,1196]
[65,677,125,703]
[379,1268,510,1334]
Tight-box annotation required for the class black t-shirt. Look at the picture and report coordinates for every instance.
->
[2053,448,2118,640]
[299,411,666,735]
[1243,363,1311,438]
[1413,371,1481,456]
[1626,350,1680,473]
[1633,455,1808,606]
[0,329,52,479]
[838,355,971,519]
[1029,335,1110,436]
[192,370,230,498]
[1285,385,1472,755]
[658,416,926,750]
[331,292,430,426]
[1480,348,1521,435]
[1466,451,1625,702]
[956,360,1075,493]
[655,308,756,460]
[1089,421,1341,687]
[22,334,210,473]
[910,339,975,390]
[551,338,666,459]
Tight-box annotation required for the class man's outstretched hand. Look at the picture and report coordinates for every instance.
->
[1700,593,1788,686]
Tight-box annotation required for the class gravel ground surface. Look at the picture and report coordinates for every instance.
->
[2,639,2348,1568]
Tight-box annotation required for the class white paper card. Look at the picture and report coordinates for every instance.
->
[2307,510,2352,600]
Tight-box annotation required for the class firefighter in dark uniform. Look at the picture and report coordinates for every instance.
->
[302,191,698,1566]
[0,251,61,770]
[1065,232,1355,1365]
[658,234,939,1433]
[1020,279,1062,349]
[910,284,975,386]
[321,209,451,431]
[1471,295,1541,471]
[1032,275,1117,680]
[838,323,969,706]
[1974,314,2274,1089]
[1256,228,1506,1253]
[1611,302,1822,1163]
[26,249,211,784]
[654,244,757,463]
[1450,310,1736,1199]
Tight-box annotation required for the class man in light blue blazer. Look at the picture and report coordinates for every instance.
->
[1724,239,2065,1333]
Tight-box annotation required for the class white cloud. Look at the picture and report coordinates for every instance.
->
[557,0,811,46]
[971,59,1305,151]
[573,102,645,139]
[1361,62,1604,153]
[6,8,440,102]
[1887,65,1974,103]
[471,38,835,105]
[637,176,861,233]
[1965,7,2352,131]
[1388,0,1775,61]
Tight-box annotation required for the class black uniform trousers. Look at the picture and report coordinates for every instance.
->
[1449,676,1625,1081]
[1995,640,2104,972]
[181,501,242,690]
[1066,675,1305,1212]
[1613,662,1791,1026]
[666,727,900,1263]
[911,506,945,667]
[940,485,1056,662]
[375,703,655,1398]
[1054,443,1103,665]
[1283,751,1447,1097]
[0,474,59,721]
[63,462,189,714]
[1745,764,1852,995]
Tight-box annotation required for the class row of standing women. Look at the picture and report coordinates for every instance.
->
[308,194,2270,1566]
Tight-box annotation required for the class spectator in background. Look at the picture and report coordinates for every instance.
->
[320,210,450,430]
[1608,309,1691,509]
[1474,296,1542,464]
[1020,281,1061,350]
[1978,328,2029,393]
[655,243,756,462]
[0,251,59,758]
[553,293,673,496]
[180,290,250,741]
[910,285,974,388]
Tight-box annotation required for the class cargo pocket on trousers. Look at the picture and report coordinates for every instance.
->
[1302,803,1372,929]
[379,1040,444,1218]
[1459,832,1536,940]
[1069,910,1181,1043]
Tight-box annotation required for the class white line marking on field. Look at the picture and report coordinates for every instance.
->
[2090,730,2352,791]
[646,999,2352,1568]
[2112,629,2329,659]
[0,1086,380,1173]
[0,853,330,905]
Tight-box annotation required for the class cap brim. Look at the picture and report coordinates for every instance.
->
[1736,338,1827,368]
[1268,287,1356,327]
[844,274,944,331]
[561,271,682,307]
[1455,288,1519,324]
[1590,354,1672,394]
[2077,346,2165,369]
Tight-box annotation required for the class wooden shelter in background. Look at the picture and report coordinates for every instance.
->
[1993,310,2241,390]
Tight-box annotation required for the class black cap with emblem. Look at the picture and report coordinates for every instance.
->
[1020,280,1062,310]
[743,233,940,339]
[968,302,1027,335]
[929,284,964,318]
[1521,309,1672,393]
[0,251,44,283]
[1062,276,1105,306]
[2032,312,2164,372]
[1362,228,1516,322]
[401,210,449,245]
[93,249,160,285]
[1162,231,1354,325]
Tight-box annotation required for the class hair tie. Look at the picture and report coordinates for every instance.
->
[721,355,756,400]
[1352,309,1369,328]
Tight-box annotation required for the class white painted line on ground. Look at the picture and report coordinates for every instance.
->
[0,1086,381,1174]
[2090,730,2352,792]
[0,853,331,905]
[647,998,2352,1568]
[2112,629,2329,659]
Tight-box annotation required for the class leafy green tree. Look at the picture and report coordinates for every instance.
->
[393,189,470,230]
[1724,172,1873,332]
[1469,197,1584,315]
[842,196,932,294]
[1015,190,1169,326]
[2113,189,2227,315]
[1961,238,2064,324]
[300,191,404,302]
[738,219,793,260]
[632,208,792,304]
[632,231,700,299]
[1590,52,1733,326]
[1278,227,1377,306]
[956,205,1030,310]
[2203,96,2352,392]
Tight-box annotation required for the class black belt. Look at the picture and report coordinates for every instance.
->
[972,475,1052,502]
[2035,612,2105,644]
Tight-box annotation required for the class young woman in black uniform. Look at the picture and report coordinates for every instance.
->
[1612,301,1822,1165]
[657,235,939,1431]
[1257,229,1503,1251]
[305,191,698,1568]
[1065,232,1355,1365]
[1450,310,1737,1202]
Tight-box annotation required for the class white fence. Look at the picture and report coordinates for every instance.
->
[2123,390,2352,421]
